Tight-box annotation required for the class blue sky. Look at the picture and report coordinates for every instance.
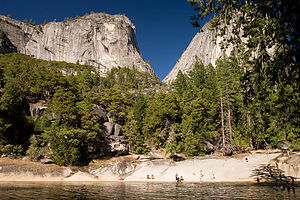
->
[0,0,207,80]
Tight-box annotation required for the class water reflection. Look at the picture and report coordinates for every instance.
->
[0,181,298,199]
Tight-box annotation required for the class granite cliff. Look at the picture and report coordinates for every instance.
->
[0,13,153,75]
[163,23,232,83]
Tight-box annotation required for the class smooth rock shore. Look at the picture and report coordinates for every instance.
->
[0,151,299,182]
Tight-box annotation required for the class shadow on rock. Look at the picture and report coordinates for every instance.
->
[251,164,286,182]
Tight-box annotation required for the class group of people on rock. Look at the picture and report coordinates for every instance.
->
[260,163,297,195]
[175,173,184,183]
[272,176,296,194]
[146,174,155,180]
[200,170,216,183]
[174,170,215,183]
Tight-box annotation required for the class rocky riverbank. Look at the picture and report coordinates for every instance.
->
[0,150,299,182]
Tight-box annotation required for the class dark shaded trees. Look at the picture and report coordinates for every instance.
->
[189,0,300,150]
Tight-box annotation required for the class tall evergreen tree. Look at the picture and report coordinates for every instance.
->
[189,0,300,149]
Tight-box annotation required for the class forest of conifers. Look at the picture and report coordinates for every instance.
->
[0,0,299,166]
[0,52,298,166]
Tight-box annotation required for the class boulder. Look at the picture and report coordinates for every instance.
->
[223,146,233,156]
[40,158,53,164]
[107,115,114,123]
[91,160,134,177]
[29,101,48,120]
[147,151,164,159]
[104,122,114,136]
[170,154,185,162]
[136,155,151,161]
[109,142,128,156]
[204,141,215,154]
[278,141,290,150]
[62,168,73,177]
[167,130,175,144]
[93,104,108,122]
[132,155,140,160]
[47,112,58,121]
[108,135,125,143]
[114,123,122,136]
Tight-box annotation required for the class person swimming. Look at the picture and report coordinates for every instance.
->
[273,185,279,191]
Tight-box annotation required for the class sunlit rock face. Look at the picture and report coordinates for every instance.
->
[0,13,154,75]
[163,23,233,83]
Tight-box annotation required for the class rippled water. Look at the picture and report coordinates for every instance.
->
[0,182,298,199]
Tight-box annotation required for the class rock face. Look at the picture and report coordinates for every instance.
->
[204,141,215,154]
[163,23,232,83]
[0,30,16,53]
[29,101,48,120]
[92,105,128,157]
[103,122,114,136]
[0,13,154,75]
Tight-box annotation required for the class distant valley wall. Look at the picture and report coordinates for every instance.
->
[0,13,154,75]
[163,23,232,83]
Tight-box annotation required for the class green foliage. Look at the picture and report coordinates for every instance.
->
[189,57,206,90]
[0,80,32,149]
[184,133,206,157]
[0,26,298,166]
[132,93,147,130]
[143,91,181,148]
[50,87,78,126]
[100,85,132,124]
[47,126,89,166]
[0,53,162,163]
[26,134,50,160]
[104,67,161,90]
[28,19,36,26]
[174,70,189,95]
[0,143,23,157]
[34,115,52,133]
[189,0,300,151]
[0,53,103,165]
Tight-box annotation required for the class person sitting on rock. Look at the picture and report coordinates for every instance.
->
[180,176,184,182]
[211,174,215,180]
[147,174,150,179]
[151,175,154,179]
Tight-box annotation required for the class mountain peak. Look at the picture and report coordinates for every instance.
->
[163,23,233,83]
[0,13,154,75]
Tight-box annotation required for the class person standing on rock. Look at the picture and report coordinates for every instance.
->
[175,173,179,182]
[200,170,203,183]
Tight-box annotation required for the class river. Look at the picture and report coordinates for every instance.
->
[0,182,298,199]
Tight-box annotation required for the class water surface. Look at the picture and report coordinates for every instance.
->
[0,182,298,199]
